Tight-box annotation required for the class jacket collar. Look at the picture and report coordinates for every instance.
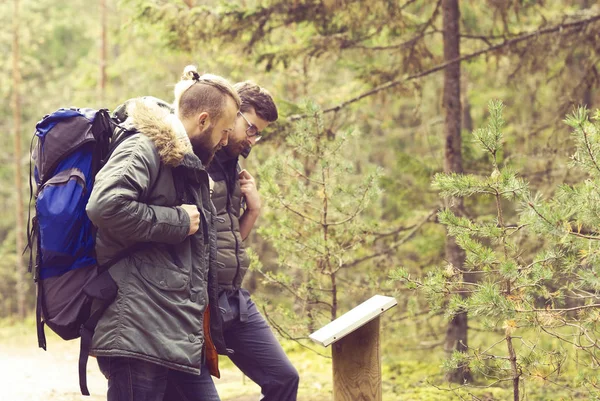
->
[123,98,201,168]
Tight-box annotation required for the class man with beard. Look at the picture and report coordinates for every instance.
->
[85,66,239,401]
[206,82,299,401]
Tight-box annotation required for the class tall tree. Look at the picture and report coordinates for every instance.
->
[126,0,600,354]
[257,103,382,335]
[99,0,107,102]
[440,0,470,384]
[11,0,26,319]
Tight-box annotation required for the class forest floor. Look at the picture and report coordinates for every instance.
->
[0,317,590,401]
[0,318,330,401]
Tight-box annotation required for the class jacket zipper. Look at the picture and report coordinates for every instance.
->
[228,201,242,289]
[220,161,242,289]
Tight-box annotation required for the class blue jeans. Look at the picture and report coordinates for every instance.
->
[97,356,220,401]
[221,289,299,401]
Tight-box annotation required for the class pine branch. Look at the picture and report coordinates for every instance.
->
[326,176,375,226]
[354,30,438,51]
[403,340,445,351]
[528,202,600,240]
[523,255,559,271]
[517,304,600,313]
[307,298,334,309]
[350,0,439,51]
[366,223,418,240]
[257,269,306,302]
[478,337,508,357]
[343,208,436,269]
[261,305,332,359]
[283,165,324,186]
[277,196,321,225]
[536,318,600,367]
[289,13,600,121]
[579,119,600,175]
[388,309,441,323]
[277,231,327,258]
[399,0,419,11]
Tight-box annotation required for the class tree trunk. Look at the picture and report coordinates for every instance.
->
[506,334,520,401]
[99,0,107,102]
[441,0,471,384]
[583,84,592,109]
[331,272,337,320]
[462,94,473,134]
[12,0,26,319]
[442,4,462,176]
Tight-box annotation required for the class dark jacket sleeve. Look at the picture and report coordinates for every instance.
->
[86,135,190,244]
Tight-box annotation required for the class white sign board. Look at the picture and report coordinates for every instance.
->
[309,295,397,347]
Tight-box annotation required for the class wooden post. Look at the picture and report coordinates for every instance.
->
[332,317,381,401]
[310,295,396,401]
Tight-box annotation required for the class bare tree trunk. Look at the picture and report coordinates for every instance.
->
[12,0,26,319]
[99,0,107,102]
[462,93,473,134]
[441,0,471,384]
[506,332,520,400]
[583,85,593,109]
[331,272,337,320]
[441,2,462,174]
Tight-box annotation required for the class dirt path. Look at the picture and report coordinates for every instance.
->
[0,329,261,401]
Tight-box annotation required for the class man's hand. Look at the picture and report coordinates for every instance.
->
[239,169,261,211]
[180,204,200,236]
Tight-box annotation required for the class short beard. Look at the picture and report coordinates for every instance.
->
[190,125,219,167]
[223,137,251,159]
[193,143,218,167]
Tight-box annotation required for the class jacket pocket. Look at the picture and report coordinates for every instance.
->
[137,263,189,291]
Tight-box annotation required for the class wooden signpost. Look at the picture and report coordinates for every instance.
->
[309,295,397,401]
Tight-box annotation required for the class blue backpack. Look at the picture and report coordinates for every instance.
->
[28,108,134,395]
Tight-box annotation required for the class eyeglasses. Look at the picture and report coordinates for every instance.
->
[238,111,262,142]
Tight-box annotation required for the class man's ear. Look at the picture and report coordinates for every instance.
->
[197,112,210,131]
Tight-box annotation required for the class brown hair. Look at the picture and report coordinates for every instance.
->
[174,66,241,121]
[234,81,278,122]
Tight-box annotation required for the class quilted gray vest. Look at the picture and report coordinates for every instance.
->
[209,159,251,290]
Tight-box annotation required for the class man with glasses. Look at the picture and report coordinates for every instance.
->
[206,82,299,401]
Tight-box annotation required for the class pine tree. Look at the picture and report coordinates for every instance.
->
[395,101,600,399]
[255,102,382,337]
[11,0,26,319]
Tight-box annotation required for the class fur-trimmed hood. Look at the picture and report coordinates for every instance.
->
[121,97,193,167]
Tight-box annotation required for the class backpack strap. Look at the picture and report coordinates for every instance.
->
[78,269,117,396]
[26,131,38,274]
[77,242,148,396]
[101,127,138,166]
[33,216,46,350]
[36,277,47,351]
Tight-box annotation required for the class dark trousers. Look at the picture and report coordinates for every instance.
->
[97,356,220,401]
[221,289,299,401]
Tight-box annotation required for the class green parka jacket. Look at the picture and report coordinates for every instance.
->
[86,99,214,374]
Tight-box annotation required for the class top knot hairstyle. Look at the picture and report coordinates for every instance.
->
[174,65,241,122]
[234,81,278,123]
[183,65,202,81]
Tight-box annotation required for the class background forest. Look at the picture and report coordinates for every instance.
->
[3,0,600,400]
